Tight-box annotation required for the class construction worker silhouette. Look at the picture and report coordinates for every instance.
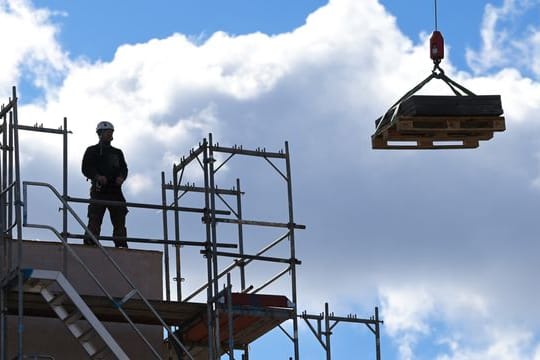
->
[82,121,129,248]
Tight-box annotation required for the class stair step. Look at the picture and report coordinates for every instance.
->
[90,346,109,359]
[118,288,138,306]
[24,278,54,291]
[49,293,68,306]
[64,310,83,325]
[78,327,96,342]
[29,270,130,359]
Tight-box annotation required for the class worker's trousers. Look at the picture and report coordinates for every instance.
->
[84,185,129,248]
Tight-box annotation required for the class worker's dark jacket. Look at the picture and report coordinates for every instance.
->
[82,142,128,190]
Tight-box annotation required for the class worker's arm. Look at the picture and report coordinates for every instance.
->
[119,149,128,180]
[114,149,128,185]
[81,146,99,181]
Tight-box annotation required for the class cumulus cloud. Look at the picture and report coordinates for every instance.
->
[436,327,535,360]
[5,0,540,359]
[466,0,540,77]
[380,285,490,360]
[125,172,152,196]
[0,0,68,98]
[380,287,434,359]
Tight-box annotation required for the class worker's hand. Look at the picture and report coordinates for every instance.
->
[115,177,124,186]
[96,175,108,185]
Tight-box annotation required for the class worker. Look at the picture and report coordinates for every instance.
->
[82,121,129,248]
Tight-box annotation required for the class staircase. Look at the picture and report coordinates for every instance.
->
[22,269,128,360]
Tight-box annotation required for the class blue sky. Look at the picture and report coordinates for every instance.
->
[33,0,327,59]
[26,0,513,71]
[3,0,540,359]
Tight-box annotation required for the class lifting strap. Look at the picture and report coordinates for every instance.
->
[375,64,476,133]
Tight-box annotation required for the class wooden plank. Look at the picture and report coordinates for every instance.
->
[381,128,494,141]
[372,134,481,150]
[397,116,505,132]
[372,140,479,150]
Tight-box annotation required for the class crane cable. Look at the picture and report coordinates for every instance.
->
[434,0,438,31]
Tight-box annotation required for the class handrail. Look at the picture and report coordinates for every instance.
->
[66,232,237,248]
[22,181,194,360]
[23,222,161,358]
[67,195,231,215]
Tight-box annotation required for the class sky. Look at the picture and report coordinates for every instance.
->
[3,0,540,359]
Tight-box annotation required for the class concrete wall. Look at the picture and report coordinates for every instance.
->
[6,240,165,359]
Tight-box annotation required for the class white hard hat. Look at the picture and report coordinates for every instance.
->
[96,121,114,133]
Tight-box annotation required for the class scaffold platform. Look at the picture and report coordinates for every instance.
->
[7,289,294,360]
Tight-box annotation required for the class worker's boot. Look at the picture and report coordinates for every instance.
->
[84,218,101,246]
[113,226,128,248]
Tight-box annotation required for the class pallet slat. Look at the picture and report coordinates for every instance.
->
[372,136,480,150]
[382,127,495,141]
[397,116,505,132]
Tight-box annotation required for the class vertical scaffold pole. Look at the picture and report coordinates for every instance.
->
[208,133,221,359]
[62,117,68,275]
[161,171,171,301]
[226,273,234,360]
[284,141,300,360]
[202,138,216,359]
[375,307,381,360]
[8,111,13,269]
[236,178,246,290]
[0,289,4,360]
[12,86,24,360]
[1,111,6,248]
[325,302,331,360]
[172,166,182,301]
[0,102,7,360]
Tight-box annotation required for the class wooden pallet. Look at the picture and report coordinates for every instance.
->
[372,115,504,149]
[372,95,506,150]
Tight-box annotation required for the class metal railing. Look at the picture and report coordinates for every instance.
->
[22,181,194,360]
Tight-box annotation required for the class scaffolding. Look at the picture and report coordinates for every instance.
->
[0,86,383,359]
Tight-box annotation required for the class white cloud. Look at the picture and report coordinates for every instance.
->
[380,283,540,360]
[125,172,153,196]
[380,286,434,360]
[466,0,540,77]
[379,285,490,360]
[0,0,68,97]
[436,327,535,360]
[151,104,218,147]
[380,286,434,336]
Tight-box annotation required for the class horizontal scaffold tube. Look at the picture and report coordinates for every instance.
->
[67,196,230,215]
[67,233,237,248]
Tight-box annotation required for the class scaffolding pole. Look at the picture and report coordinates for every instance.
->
[301,303,383,360]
